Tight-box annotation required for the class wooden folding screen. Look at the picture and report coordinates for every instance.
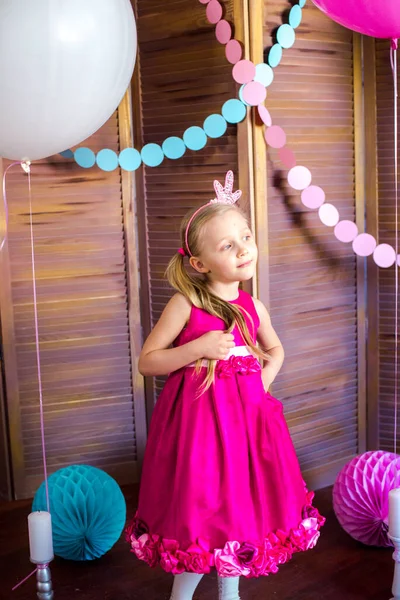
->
[374,40,400,452]
[0,99,146,499]
[255,0,363,488]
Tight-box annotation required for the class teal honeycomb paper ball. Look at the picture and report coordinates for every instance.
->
[32,465,126,561]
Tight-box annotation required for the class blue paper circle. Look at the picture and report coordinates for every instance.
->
[203,114,227,138]
[238,85,250,106]
[289,5,302,28]
[299,0,306,7]
[96,149,119,172]
[183,126,207,151]
[74,148,96,169]
[119,148,142,171]
[268,44,283,68]
[60,150,74,159]
[277,24,295,49]
[33,465,126,561]
[141,143,164,167]
[222,99,247,124]
[162,137,186,160]
[254,63,274,87]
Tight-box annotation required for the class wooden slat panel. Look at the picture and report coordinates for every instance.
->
[0,112,142,498]
[263,0,358,487]
[134,0,239,408]
[375,40,400,451]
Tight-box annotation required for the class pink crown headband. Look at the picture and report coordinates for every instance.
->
[178,170,242,258]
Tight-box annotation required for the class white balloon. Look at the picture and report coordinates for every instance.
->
[0,0,136,161]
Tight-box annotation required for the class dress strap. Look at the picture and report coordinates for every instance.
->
[234,290,260,342]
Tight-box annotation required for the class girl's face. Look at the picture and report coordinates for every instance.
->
[191,209,258,284]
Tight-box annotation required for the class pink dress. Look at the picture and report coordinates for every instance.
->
[126,290,325,577]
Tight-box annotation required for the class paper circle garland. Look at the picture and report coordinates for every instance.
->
[352,233,377,257]
[33,465,127,561]
[242,81,267,106]
[162,137,186,160]
[96,149,119,172]
[288,165,312,190]
[333,451,400,547]
[119,147,142,170]
[318,203,339,227]
[334,220,358,243]
[141,143,164,167]
[373,243,397,268]
[72,0,303,173]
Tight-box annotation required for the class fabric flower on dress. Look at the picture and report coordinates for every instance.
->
[179,538,215,573]
[126,488,326,577]
[215,541,251,577]
[289,517,321,551]
[130,533,160,568]
[216,355,261,378]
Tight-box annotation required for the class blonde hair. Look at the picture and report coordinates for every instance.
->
[165,203,270,392]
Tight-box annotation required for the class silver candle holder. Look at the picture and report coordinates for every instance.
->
[389,535,400,600]
[33,562,54,600]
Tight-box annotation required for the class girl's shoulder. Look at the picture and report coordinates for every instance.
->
[165,293,192,321]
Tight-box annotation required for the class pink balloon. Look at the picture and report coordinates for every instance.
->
[301,185,325,209]
[373,244,396,268]
[334,220,358,243]
[241,82,266,106]
[352,233,376,257]
[311,0,400,39]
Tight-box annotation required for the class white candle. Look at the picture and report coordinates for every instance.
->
[389,488,400,540]
[28,511,54,564]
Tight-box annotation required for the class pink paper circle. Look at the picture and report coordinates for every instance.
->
[278,147,296,169]
[265,125,286,149]
[215,19,232,44]
[257,105,272,126]
[206,0,223,23]
[199,0,210,3]
[241,81,266,106]
[373,244,396,268]
[288,166,312,191]
[352,233,377,257]
[301,186,325,209]
[232,60,256,84]
[334,220,358,243]
[318,203,339,227]
[225,39,242,64]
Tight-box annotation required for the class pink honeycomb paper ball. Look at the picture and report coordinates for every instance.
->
[333,450,400,547]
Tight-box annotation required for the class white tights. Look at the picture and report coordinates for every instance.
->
[169,573,240,600]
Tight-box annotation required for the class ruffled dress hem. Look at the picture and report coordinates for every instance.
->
[125,490,325,578]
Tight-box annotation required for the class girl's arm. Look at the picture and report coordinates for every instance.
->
[253,297,285,392]
[139,293,234,376]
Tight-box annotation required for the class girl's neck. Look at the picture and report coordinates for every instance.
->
[207,281,240,302]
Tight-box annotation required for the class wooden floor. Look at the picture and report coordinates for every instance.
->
[0,485,394,600]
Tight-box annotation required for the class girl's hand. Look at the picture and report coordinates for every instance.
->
[195,330,235,360]
[261,368,274,392]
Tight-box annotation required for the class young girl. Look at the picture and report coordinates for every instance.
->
[126,171,324,600]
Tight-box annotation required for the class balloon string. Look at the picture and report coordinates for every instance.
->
[25,163,50,512]
[11,567,38,592]
[391,39,398,455]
